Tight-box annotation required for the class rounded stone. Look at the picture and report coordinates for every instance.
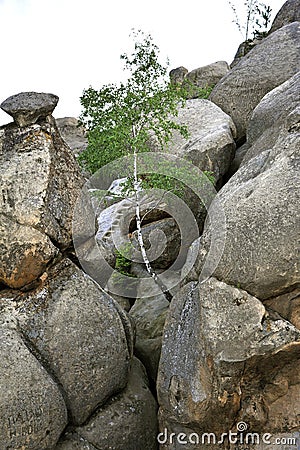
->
[1,92,59,127]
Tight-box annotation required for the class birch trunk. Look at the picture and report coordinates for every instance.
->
[132,145,172,302]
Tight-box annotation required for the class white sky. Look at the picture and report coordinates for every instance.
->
[0,0,285,125]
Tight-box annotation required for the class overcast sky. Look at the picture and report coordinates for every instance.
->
[0,0,285,125]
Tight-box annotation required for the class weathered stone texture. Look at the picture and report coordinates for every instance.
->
[0,116,84,288]
[76,358,158,450]
[184,112,300,300]
[150,99,236,183]
[210,22,300,139]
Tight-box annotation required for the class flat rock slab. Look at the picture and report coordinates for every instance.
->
[1,92,59,126]
[0,117,84,288]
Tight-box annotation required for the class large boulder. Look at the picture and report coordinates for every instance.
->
[131,218,181,269]
[7,258,132,425]
[0,112,84,288]
[0,216,59,290]
[129,290,170,381]
[169,66,188,85]
[265,287,300,331]
[157,278,300,448]
[183,61,229,97]
[184,107,300,300]
[241,71,300,165]
[209,22,300,140]
[73,358,158,450]
[0,92,59,127]
[55,434,98,450]
[150,99,236,184]
[0,306,68,450]
[270,0,300,33]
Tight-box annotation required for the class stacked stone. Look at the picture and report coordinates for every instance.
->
[0,92,158,450]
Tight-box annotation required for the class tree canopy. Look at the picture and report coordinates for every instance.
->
[78,30,188,173]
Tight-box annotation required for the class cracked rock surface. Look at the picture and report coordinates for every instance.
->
[0,115,84,288]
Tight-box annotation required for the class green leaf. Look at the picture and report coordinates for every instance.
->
[78,30,188,174]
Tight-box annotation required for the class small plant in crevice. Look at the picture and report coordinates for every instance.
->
[171,78,215,101]
[228,0,272,42]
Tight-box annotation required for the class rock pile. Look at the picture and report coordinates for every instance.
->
[156,2,300,448]
[0,1,299,448]
[0,92,158,449]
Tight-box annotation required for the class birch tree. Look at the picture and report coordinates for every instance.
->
[79,30,188,301]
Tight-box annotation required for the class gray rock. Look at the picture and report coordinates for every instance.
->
[241,71,300,165]
[265,288,300,331]
[0,307,67,450]
[109,293,132,311]
[230,36,264,68]
[13,258,131,425]
[150,99,236,183]
[131,218,181,269]
[130,292,169,381]
[55,433,98,450]
[185,107,300,300]
[0,215,59,289]
[169,66,188,85]
[76,358,158,450]
[270,0,300,33]
[209,22,300,140]
[184,61,229,97]
[0,116,84,288]
[1,92,59,127]
[89,194,174,293]
[56,117,88,157]
[157,278,300,443]
[128,269,181,381]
